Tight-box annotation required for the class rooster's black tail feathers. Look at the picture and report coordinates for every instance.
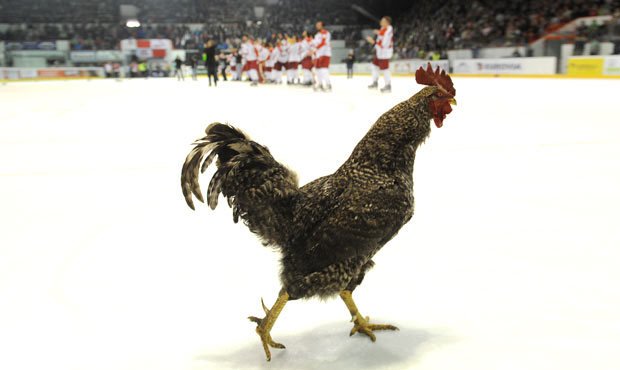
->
[181,123,299,245]
[182,123,239,209]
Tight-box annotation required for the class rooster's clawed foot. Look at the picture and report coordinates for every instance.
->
[349,313,399,342]
[248,292,289,361]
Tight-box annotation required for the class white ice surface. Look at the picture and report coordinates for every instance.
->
[1,76,619,370]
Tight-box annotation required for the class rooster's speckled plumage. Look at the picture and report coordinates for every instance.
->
[182,86,440,299]
[181,66,456,360]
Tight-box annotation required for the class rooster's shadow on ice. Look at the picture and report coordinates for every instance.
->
[195,322,450,370]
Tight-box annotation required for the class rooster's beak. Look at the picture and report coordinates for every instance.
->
[449,98,457,106]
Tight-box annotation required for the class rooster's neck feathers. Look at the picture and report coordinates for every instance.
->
[342,93,433,174]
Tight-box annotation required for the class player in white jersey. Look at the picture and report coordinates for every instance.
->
[273,39,288,84]
[228,51,238,80]
[286,35,302,84]
[240,34,259,86]
[257,39,269,83]
[266,44,278,83]
[312,21,332,91]
[367,16,394,92]
[259,41,272,83]
[300,31,314,86]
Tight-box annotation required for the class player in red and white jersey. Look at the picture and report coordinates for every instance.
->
[266,44,279,83]
[228,51,239,81]
[367,16,394,92]
[273,39,288,85]
[260,42,272,83]
[286,35,302,84]
[312,21,331,91]
[257,39,269,83]
[300,31,314,86]
[240,34,259,86]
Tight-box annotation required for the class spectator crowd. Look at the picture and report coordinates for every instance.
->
[394,0,620,59]
[1,0,619,58]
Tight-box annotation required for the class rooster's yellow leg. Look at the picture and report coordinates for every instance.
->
[339,290,399,342]
[248,290,289,361]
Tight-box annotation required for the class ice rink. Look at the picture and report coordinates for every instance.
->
[1,75,619,370]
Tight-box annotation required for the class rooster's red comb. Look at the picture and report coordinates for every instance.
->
[415,63,456,97]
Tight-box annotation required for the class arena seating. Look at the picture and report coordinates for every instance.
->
[394,0,620,58]
[0,0,618,56]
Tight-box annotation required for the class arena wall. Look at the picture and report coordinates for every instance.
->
[452,57,557,75]
[566,55,620,77]
[330,59,449,75]
[0,67,104,81]
[560,42,616,73]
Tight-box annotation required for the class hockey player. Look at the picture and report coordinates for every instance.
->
[265,43,276,83]
[367,16,394,93]
[274,39,288,85]
[312,21,332,91]
[286,35,301,84]
[269,42,282,84]
[228,51,236,80]
[300,31,314,86]
[258,40,270,83]
[240,35,259,86]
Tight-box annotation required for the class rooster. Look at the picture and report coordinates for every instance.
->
[181,64,456,361]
